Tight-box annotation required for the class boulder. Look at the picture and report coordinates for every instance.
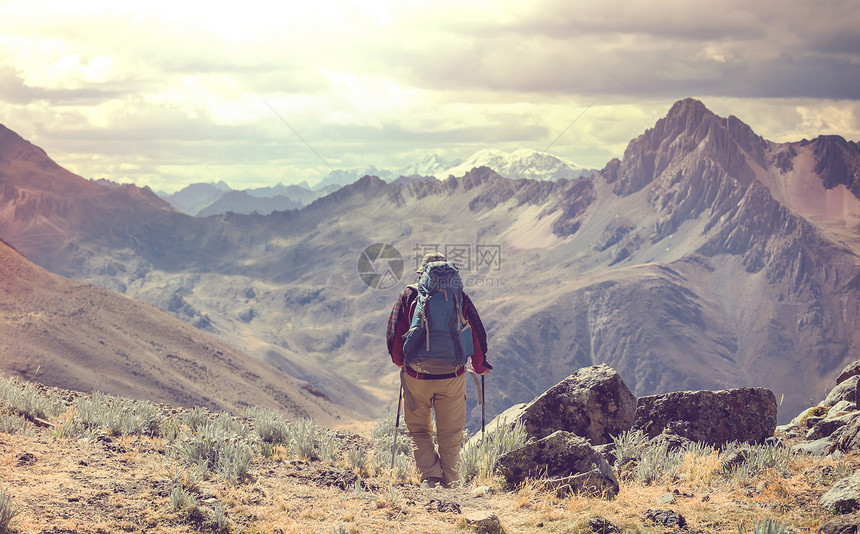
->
[494,430,619,498]
[823,376,860,407]
[463,511,504,534]
[821,472,860,514]
[835,413,860,452]
[643,509,686,529]
[808,414,854,441]
[791,437,835,457]
[819,512,860,534]
[837,361,860,385]
[831,401,856,416]
[631,388,777,447]
[587,517,621,533]
[495,364,636,445]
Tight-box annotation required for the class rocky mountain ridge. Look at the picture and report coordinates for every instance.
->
[1,99,860,429]
[157,148,591,217]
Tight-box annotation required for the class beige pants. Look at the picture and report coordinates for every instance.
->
[403,371,466,486]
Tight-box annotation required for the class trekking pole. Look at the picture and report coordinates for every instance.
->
[391,385,403,472]
[481,375,486,444]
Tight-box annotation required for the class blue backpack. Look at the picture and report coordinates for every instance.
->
[402,261,474,368]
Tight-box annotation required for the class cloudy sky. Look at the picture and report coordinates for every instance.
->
[1,0,858,192]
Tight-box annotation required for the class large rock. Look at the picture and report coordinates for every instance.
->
[835,413,860,452]
[823,376,860,407]
[495,364,636,445]
[631,388,777,447]
[494,430,619,498]
[837,361,860,385]
[819,512,860,534]
[821,472,860,514]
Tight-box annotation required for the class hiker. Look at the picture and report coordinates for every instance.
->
[386,252,492,488]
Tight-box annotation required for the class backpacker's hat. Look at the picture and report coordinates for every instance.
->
[417,252,447,273]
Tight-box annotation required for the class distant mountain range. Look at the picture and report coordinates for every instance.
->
[2,99,860,429]
[159,149,593,216]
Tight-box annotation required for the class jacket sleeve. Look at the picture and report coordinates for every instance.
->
[463,293,492,373]
[386,288,413,367]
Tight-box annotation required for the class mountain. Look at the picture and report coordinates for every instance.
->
[398,153,462,177]
[158,151,586,217]
[313,166,395,191]
[2,99,860,429]
[197,190,301,216]
[161,181,340,216]
[437,148,595,181]
[161,181,231,215]
[0,237,356,424]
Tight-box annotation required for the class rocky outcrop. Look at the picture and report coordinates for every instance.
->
[631,388,777,447]
[494,430,619,498]
[819,512,860,534]
[837,360,860,385]
[821,472,860,514]
[777,360,860,456]
[489,364,636,446]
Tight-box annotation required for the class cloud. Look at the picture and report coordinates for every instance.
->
[0,0,858,191]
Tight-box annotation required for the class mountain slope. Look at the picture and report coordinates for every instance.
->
[0,238,358,424]
[2,100,860,427]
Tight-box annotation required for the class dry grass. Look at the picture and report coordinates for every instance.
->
[0,384,853,533]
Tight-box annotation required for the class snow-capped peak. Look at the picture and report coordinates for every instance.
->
[434,148,593,181]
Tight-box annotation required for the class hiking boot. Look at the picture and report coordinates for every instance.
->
[420,477,441,489]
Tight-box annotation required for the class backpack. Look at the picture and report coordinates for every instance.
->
[402,261,474,369]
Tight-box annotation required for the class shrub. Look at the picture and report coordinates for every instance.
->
[611,429,650,469]
[183,406,210,432]
[737,518,792,534]
[247,407,290,444]
[0,374,64,420]
[209,501,229,533]
[74,392,162,437]
[0,413,33,436]
[371,410,414,478]
[723,442,795,485]
[634,440,685,484]
[168,485,196,512]
[0,487,20,533]
[285,418,338,461]
[348,446,369,473]
[170,416,254,485]
[459,419,528,482]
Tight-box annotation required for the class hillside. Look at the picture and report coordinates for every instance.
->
[2,99,860,428]
[0,238,358,424]
[0,375,852,534]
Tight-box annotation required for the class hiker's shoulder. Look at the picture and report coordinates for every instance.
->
[400,284,419,299]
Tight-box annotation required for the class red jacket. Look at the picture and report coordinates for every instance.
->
[386,285,491,374]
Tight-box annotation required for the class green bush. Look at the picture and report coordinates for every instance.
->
[183,406,210,432]
[247,406,290,444]
[74,392,162,437]
[0,413,33,436]
[737,518,792,534]
[370,410,413,477]
[0,374,64,420]
[611,429,650,468]
[348,446,369,472]
[459,418,528,482]
[285,418,337,461]
[0,486,20,533]
[170,416,254,485]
